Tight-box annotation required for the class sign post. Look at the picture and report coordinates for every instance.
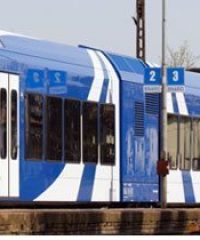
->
[143,1,185,209]
[160,0,167,209]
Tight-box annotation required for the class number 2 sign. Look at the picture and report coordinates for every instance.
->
[144,68,162,85]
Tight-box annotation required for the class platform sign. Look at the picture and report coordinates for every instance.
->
[143,67,185,93]
[144,68,162,93]
[48,70,67,94]
[167,68,185,92]
[26,69,45,89]
[48,70,66,87]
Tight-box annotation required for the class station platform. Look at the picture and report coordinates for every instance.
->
[0,208,200,235]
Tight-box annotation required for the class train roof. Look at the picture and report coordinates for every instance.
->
[0,30,200,94]
[104,51,145,84]
[0,30,92,69]
[0,30,145,78]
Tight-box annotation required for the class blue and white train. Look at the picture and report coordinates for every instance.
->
[0,30,200,204]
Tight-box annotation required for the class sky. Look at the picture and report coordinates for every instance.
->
[0,0,199,64]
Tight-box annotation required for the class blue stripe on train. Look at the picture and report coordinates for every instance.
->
[77,164,97,201]
[182,171,196,203]
[100,78,109,103]
[172,93,179,114]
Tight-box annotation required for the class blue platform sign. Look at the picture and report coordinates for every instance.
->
[26,69,45,89]
[144,68,162,93]
[48,70,66,87]
[144,68,162,85]
[48,70,67,94]
[167,67,185,92]
[167,68,185,85]
[143,67,185,93]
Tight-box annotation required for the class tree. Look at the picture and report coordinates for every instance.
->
[166,41,200,69]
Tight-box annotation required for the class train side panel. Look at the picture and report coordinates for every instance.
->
[120,80,159,202]
[0,35,120,202]
[167,72,200,203]
[104,53,160,203]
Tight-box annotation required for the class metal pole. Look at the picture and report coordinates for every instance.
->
[161,0,167,208]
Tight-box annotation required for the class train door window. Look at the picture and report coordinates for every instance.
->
[179,116,191,170]
[45,96,62,161]
[167,114,178,169]
[0,88,7,159]
[192,118,200,170]
[82,101,98,163]
[64,99,81,163]
[25,93,43,160]
[100,104,115,165]
[11,90,17,159]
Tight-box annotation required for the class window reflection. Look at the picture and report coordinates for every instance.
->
[168,115,178,169]
[25,93,43,160]
[11,90,18,159]
[100,104,115,165]
[45,96,62,161]
[179,117,191,170]
[83,102,98,163]
[64,99,81,163]
[192,119,200,170]
[0,89,7,159]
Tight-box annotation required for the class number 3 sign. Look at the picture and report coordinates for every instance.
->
[167,68,185,86]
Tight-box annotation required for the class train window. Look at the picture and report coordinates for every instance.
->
[45,96,62,161]
[179,116,191,170]
[192,118,200,170]
[25,93,43,160]
[100,104,115,165]
[64,99,81,163]
[0,89,7,159]
[82,101,98,163]
[167,115,178,169]
[11,90,17,159]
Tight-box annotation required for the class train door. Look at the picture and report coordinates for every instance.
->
[0,72,20,198]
